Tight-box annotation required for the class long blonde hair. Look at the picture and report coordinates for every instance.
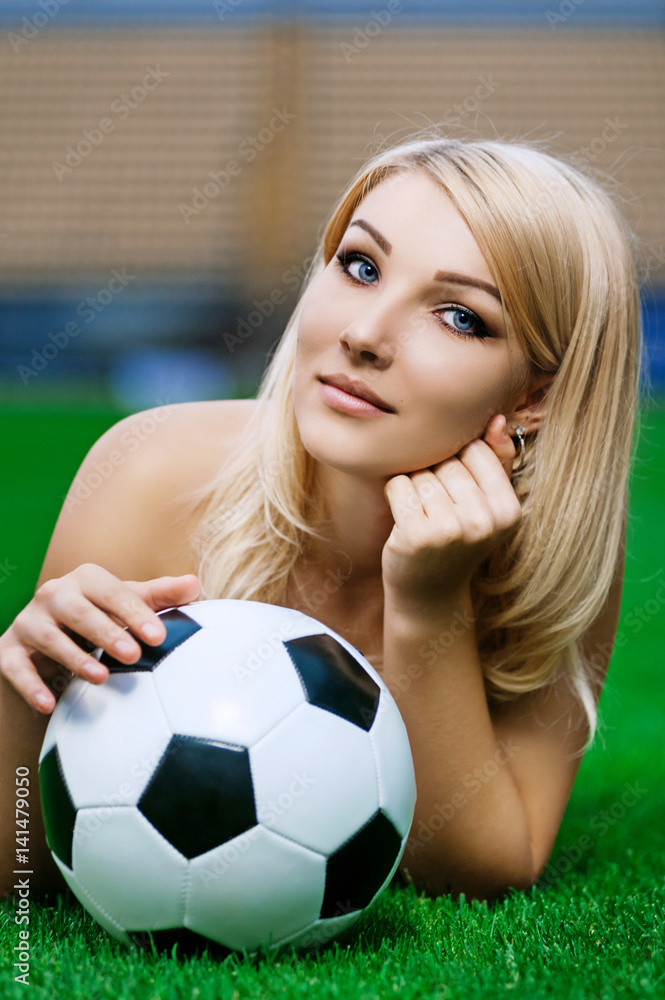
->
[180,130,641,747]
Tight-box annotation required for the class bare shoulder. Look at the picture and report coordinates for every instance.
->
[122,397,258,480]
[121,397,258,452]
[488,518,627,879]
[36,398,260,588]
[134,397,260,575]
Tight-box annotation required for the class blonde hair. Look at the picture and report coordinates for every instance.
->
[181,130,641,749]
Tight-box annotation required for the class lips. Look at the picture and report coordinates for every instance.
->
[318,374,395,412]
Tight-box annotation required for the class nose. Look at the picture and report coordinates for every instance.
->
[338,304,400,369]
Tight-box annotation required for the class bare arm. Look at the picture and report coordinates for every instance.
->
[0,401,243,897]
[384,549,623,900]
[381,419,624,900]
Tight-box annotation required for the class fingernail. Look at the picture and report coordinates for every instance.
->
[114,639,137,657]
[141,624,162,641]
[34,691,53,711]
[83,661,107,681]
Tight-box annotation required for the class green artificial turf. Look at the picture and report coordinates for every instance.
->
[1,400,664,1000]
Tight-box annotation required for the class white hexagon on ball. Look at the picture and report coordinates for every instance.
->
[38,600,417,957]
[250,701,379,856]
[188,825,326,951]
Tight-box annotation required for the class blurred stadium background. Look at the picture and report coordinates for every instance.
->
[0,0,663,411]
[0,0,663,617]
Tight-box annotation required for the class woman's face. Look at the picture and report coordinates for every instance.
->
[292,169,532,479]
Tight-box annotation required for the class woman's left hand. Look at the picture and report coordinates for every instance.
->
[381,414,522,618]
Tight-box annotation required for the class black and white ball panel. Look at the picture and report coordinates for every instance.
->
[283,634,380,731]
[149,625,306,747]
[39,600,417,953]
[139,737,256,859]
[98,608,201,672]
[187,825,327,951]
[40,671,172,810]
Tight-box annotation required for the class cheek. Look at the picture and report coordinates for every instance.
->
[416,354,524,444]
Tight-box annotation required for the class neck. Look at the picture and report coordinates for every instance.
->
[301,462,395,601]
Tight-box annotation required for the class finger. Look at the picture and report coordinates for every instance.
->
[12,611,110,681]
[384,474,431,524]
[482,414,516,480]
[82,571,201,653]
[395,469,470,546]
[57,589,160,665]
[1,635,88,714]
[429,456,484,508]
[457,439,522,529]
[126,574,201,617]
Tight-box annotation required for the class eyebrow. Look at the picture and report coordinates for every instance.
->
[347,218,502,303]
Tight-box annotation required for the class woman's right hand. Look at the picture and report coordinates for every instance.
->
[0,564,201,715]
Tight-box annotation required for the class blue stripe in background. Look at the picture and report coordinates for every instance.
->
[0,0,662,28]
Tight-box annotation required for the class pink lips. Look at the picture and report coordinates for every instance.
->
[318,374,395,413]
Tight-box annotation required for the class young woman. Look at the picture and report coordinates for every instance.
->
[0,132,640,903]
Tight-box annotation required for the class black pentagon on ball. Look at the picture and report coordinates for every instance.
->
[98,609,201,673]
[138,735,257,859]
[321,810,403,918]
[39,745,77,869]
[284,634,380,731]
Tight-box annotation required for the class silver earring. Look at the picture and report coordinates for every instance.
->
[513,425,527,471]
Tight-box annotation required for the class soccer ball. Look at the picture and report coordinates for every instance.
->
[39,599,416,955]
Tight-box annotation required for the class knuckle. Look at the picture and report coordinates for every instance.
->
[35,577,61,602]
[464,513,494,540]
[112,588,146,621]
[71,649,94,673]
[11,609,28,634]
[507,495,523,521]
[75,562,99,578]
[94,619,123,646]
[0,653,18,681]
[500,501,522,530]
[47,588,75,618]
[32,621,63,647]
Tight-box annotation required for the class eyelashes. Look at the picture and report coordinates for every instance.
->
[333,249,491,341]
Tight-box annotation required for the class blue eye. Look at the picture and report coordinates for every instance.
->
[439,306,488,340]
[334,251,378,284]
[334,250,490,341]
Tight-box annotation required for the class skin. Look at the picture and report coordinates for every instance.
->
[291,168,544,609]
[0,169,624,901]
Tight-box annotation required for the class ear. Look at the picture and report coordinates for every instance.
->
[506,374,554,435]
